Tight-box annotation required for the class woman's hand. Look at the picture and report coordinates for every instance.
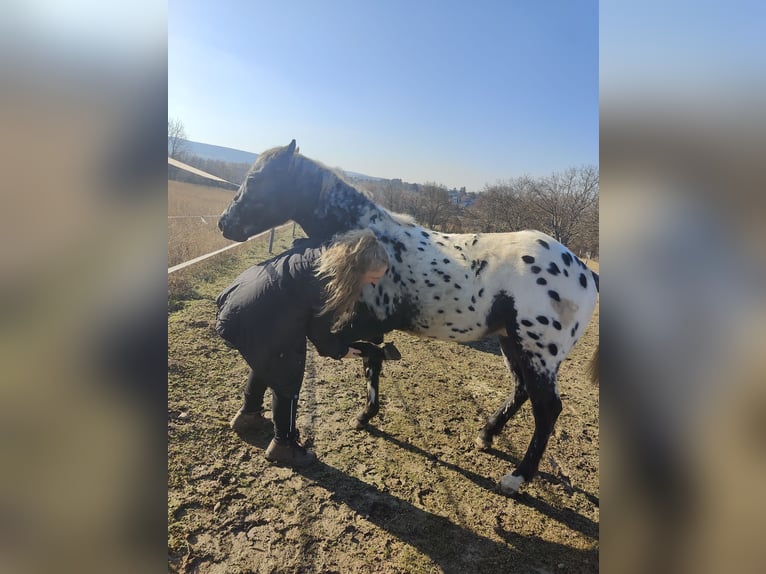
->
[342,347,362,359]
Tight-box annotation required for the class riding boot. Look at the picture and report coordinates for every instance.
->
[230,370,268,434]
[265,391,316,466]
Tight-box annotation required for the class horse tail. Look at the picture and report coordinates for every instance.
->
[587,268,599,385]
[587,345,599,385]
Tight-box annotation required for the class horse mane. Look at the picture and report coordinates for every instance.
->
[292,153,351,188]
[384,208,417,226]
[298,154,413,222]
[294,153,382,203]
[253,145,285,166]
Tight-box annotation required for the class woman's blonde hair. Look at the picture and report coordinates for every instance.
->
[315,229,390,331]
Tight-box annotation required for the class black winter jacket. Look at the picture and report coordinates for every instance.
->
[215,243,349,394]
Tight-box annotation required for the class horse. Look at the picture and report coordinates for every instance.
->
[218,140,599,495]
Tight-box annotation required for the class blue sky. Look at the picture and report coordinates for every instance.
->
[169,1,598,191]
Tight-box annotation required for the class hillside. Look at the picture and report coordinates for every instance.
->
[181,140,259,164]
[179,139,390,185]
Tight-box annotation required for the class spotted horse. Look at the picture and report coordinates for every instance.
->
[218,140,599,495]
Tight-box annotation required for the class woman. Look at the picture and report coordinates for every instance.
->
[215,229,389,466]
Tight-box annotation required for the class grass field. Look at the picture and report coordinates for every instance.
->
[168,180,240,268]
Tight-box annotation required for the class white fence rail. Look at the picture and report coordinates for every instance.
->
[168,226,284,275]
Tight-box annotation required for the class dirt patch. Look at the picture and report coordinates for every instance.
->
[169,234,599,573]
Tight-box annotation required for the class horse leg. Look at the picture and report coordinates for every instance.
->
[498,362,562,495]
[475,336,528,449]
[352,354,382,429]
[475,383,528,450]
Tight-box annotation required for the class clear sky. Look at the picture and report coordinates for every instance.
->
[169,1,598,192]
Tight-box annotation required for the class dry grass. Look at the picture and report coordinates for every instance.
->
[168,180,240,267]
[168,180,237,217]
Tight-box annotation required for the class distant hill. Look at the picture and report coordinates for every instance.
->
[177,138,384,182]
[180,139,259,165]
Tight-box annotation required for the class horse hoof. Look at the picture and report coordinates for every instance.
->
[499,473,525,495]
[351,416,368,430]
[474,435,492,451]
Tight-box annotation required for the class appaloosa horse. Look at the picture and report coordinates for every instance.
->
[219,140,599,495]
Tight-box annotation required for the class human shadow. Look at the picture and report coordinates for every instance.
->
[365,425,599,541]
[294,459,596,573]
[235,425,273,449]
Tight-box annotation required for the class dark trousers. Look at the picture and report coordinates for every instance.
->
[271,391,300,442]
[241,368,301,443]
[242,369,267,412]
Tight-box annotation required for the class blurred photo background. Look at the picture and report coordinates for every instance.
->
[600,2,765,573]
[0,2,764,573]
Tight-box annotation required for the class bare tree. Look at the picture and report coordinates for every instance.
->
[168,117,188,160]
[467,177,539,232]
[379,181,410,214]
[409,182,457,230]
[527,166,598,246]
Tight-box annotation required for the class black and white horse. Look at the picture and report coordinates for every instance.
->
[219,140,599,495]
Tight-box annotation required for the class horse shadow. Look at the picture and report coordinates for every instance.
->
[487,447,600,508]
[459,338,502,355]
[365,425,599,540]
[294,459,597,573]
[234,412,598,567]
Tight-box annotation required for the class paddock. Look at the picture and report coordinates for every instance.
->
[168,227,599,573]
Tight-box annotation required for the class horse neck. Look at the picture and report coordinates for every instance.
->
[293,159,387,239]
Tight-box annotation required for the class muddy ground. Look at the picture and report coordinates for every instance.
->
[168,228,599,573]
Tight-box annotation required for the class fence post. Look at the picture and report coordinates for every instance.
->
[268,228,275,254]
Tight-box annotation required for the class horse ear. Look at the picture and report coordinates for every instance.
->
[287,139,297,154]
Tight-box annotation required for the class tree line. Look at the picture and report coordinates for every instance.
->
[357,166,598,259]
